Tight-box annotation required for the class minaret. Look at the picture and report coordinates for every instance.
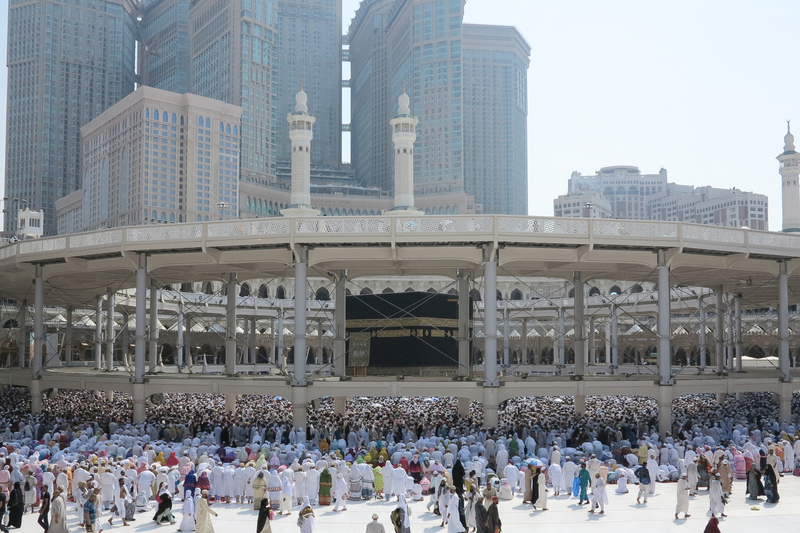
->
[281,87,320,217]
[778,121,800,232]
[385,90,423,215]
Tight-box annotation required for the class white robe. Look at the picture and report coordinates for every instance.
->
[676,478,689,514]
[446,493,465,533]
[179,494,196,532]
[535,471,547,508]
[549,464,564,493]
[709,480,725,515]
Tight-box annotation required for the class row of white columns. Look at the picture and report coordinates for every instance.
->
[25,252,796,431]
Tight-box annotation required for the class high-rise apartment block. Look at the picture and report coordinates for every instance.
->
[137,0,191,93]
[5,0,138,235]
[275,0,342,171]
[553,165,769,230]
[348,1,529,215]
[55,87,242,234]
[463,24,529,215]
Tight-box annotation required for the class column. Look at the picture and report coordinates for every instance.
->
[225,273,237,375]
[225,394,236,413]
[482,385,499,428]
[780,382,793,423]
[658,383,673,438]
[589,318,596,365]
[611,304,619,369]
[32,264,43,379]
[556,305,565,366]
[333,272,347,377]
[134,254,147,384]
[268,318,275,364]
[458,272,470,376]
[291,385,308,431]
[734,294,742,372]
[502,305,510,366]
[176,303,185,369]
[132,383,146,423]
[726,297,734,370]
[778,261,792,380]
[317,319,324,366]
[483,251,498,386]
[333,396,346,415]
[64,306,73,366]
[277,309,285,367]
[573,272,585,376]
[105,288,115,372]
[185,315,193,367]
[698,297,707,370]
[293,247,308,385]
[94,296,103,370]
[250,318,257,365]
[457,397,471,417]
[604,324,611,367]
[715,287,725,373]
[121,310,130,368]
[657,250,672,384]
[17,301,27,369]
[149,278,159,372]
[521,319,529,365]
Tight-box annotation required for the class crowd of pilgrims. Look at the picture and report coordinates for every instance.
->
[0,387,798,533]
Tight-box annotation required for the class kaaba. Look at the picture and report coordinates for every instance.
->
[345,291,471,368]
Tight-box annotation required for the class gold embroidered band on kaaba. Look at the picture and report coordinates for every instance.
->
[346,317,460,329]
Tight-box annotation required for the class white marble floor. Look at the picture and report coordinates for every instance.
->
[15,476,798,533]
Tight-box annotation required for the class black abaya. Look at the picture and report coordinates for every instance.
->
[452,460,466,496]
[474,501,488,533]
[8,483,24,529]
[256,498,271,533]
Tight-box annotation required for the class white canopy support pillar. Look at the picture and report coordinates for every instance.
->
[457,397,470,417]
[32,264,43,379]
[277,308,285,368]
[734,294,742,372]
[556,305,565,366]
[658,382,674,439]
[573,271,585,377]
[588,318,596,365]
[225,273,237,375]
[134,254,147,384]
[250,318,257,365]
[316,319,324,365]
[291,383,308,432]
[65,306,73,366]
[30,265,44,414]
[699,296,706,371]
[483,246,499,387]
[657,249,672,385]
[611,304,619,370]
[176,301,185,369]
[502,304,510,366]
[778,261,792,381]
[95,296,103,370]
[715,286,725,373]
[521,318,528,365]
[105,287,115,372]
[149,277,159,372]
[457,271,470,377]
[17,301,27,369]
[333,270,347,377]
[293,246,309,385]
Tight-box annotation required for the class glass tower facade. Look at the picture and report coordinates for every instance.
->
[462,24,529,215]
[4,0,138,234]
[275,0,342,170]
[189,0,277,213]
[139,0,191,94]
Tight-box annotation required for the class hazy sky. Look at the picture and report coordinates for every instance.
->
[1,1,799,230]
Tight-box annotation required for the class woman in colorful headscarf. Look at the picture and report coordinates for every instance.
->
[297,496,314,533]
[155,452,166,466]
[252,470,267,510]
[196,471,211,493]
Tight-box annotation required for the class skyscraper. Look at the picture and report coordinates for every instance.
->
[462,24,529,215]
[4,0,138,235]
[348,1,529,214]
[189,0,278,220]
[275,0,342,171]
[138,0,191,94]
[348,0,395,192]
